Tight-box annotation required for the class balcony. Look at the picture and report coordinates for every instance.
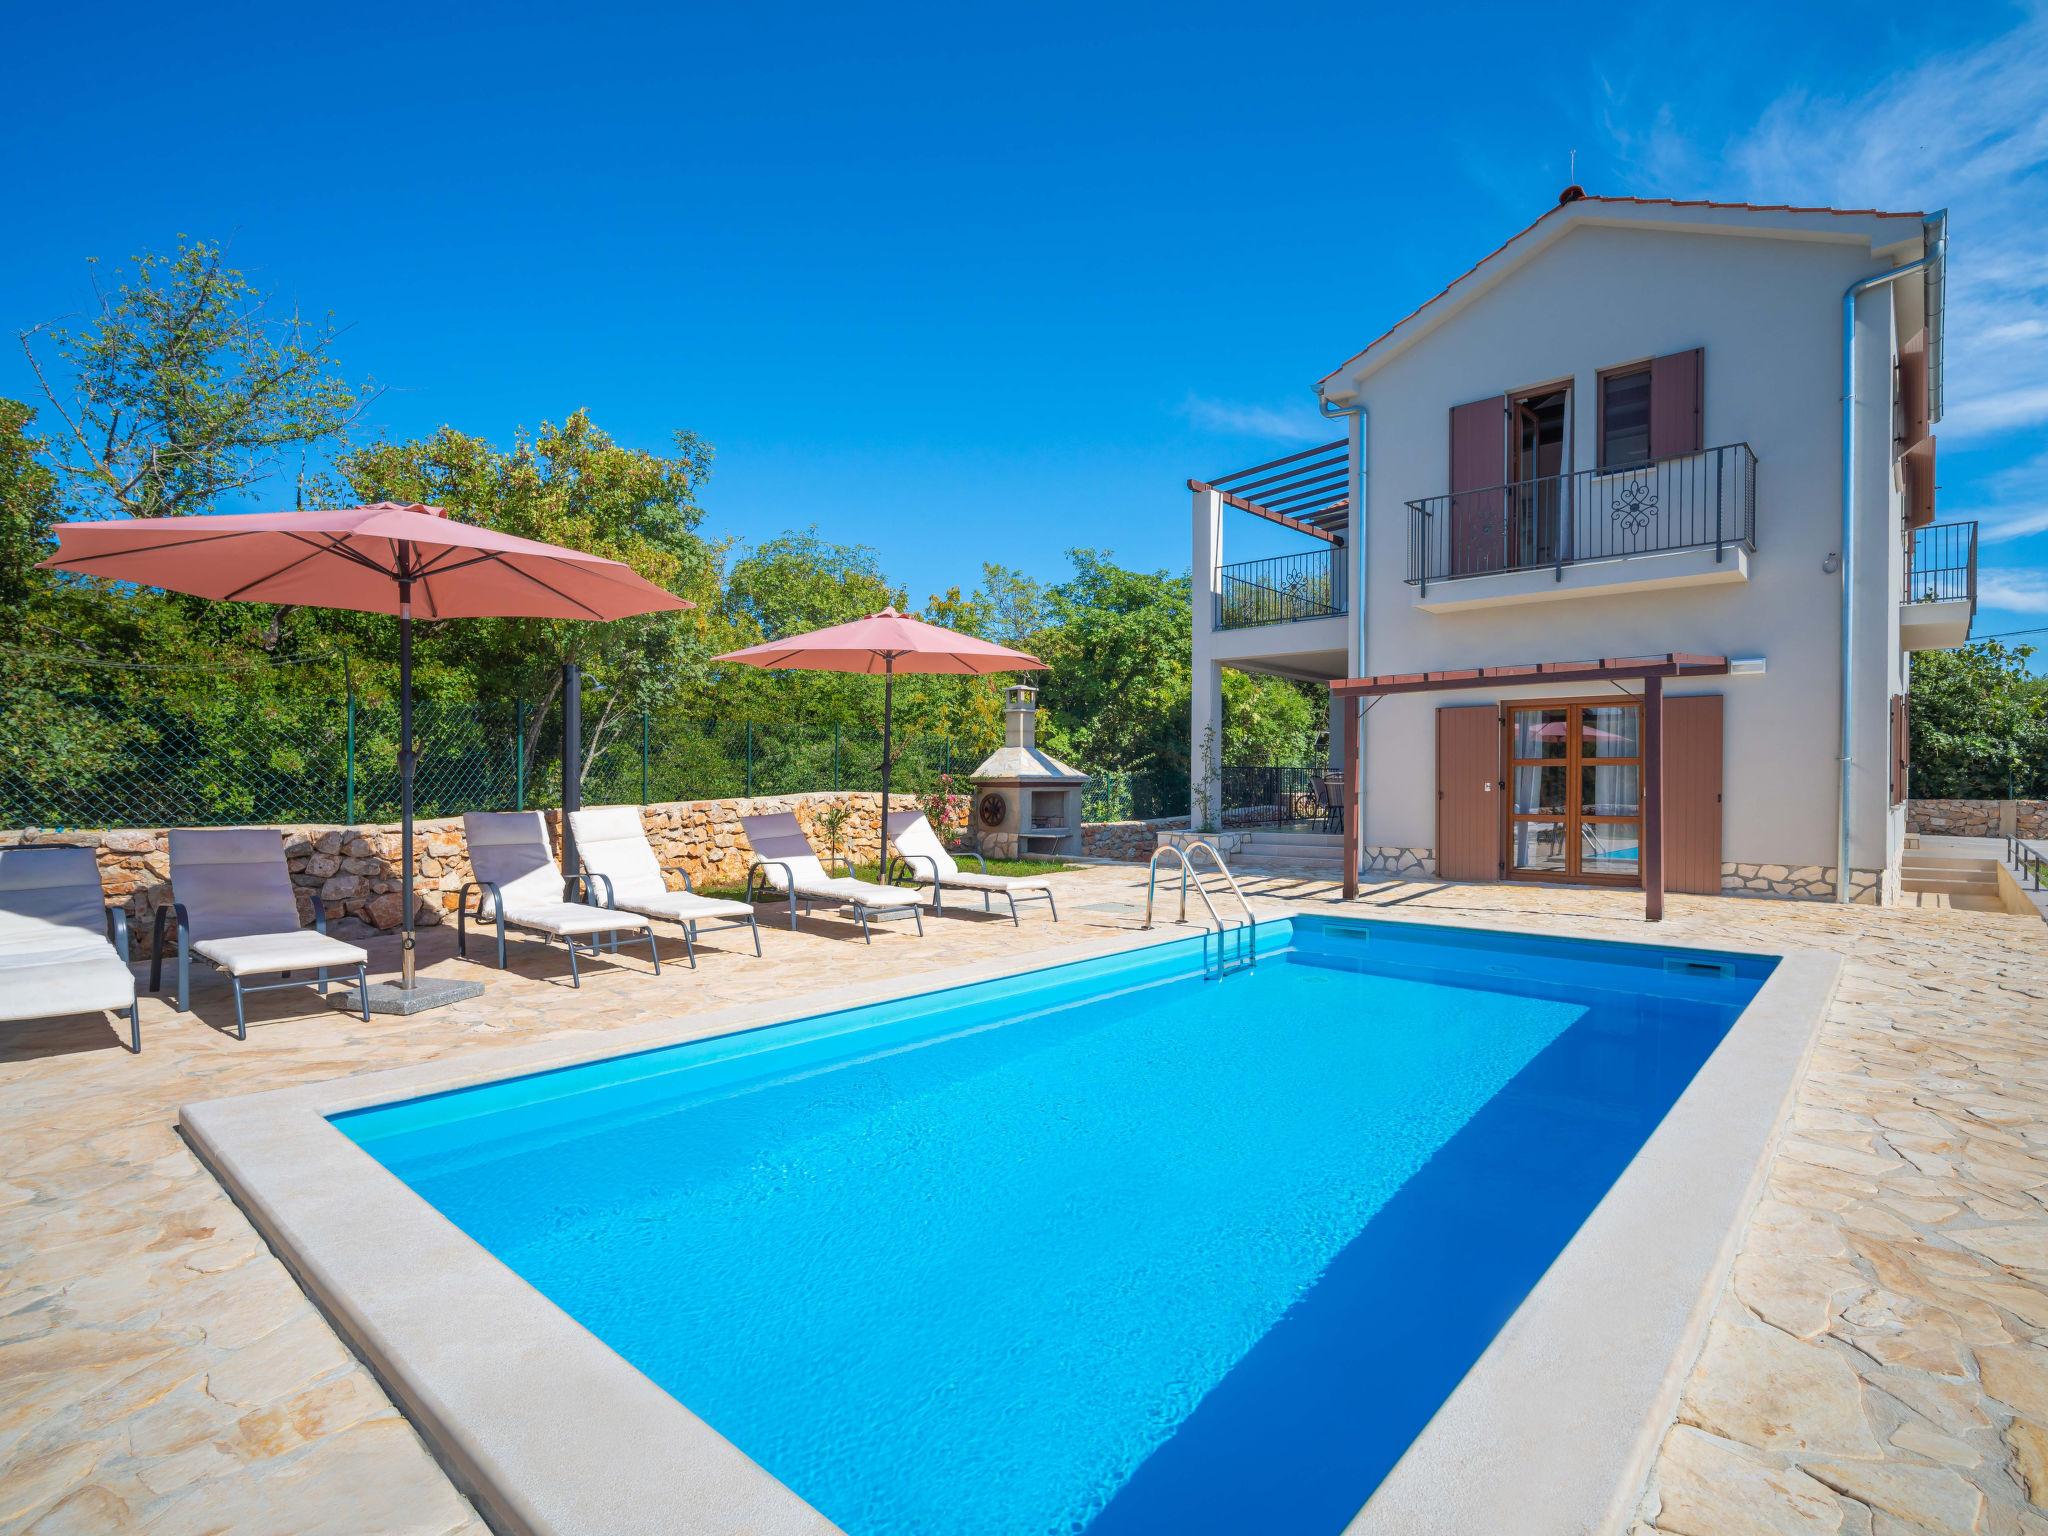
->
[1901,520,1977,651]
[1217,549,1346,630]
[1405,443,1758,614]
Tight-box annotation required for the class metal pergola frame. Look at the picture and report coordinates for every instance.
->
[1330,653,1731,920]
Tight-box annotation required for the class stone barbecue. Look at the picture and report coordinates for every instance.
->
[968,685,1088,858]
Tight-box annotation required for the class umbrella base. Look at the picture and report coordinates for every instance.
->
[349,976,487,1015]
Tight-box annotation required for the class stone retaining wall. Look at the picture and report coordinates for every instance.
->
[1907,798,2048,839]
[2,792,970,958]
[1080,816,1185,862]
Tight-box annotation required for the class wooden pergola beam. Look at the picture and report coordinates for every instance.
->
[1331,653,1727,699]
[1188,479,1345,545]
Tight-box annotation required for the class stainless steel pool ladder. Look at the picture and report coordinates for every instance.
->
[1143,841,1257,976]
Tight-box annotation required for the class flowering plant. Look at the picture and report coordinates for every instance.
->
[915,773,970,843]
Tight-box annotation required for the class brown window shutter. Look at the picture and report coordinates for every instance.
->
[1898,327,1930,451]
[1448,397,1509,576]
[1649,348,1703,458]
[1903,436,1937,529]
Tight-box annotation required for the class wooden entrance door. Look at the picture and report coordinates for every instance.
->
[1436,706,1503,880]
[1505,701,1644,884]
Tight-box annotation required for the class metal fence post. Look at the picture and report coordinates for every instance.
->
[344,692,357,824]
[641,710,650,805]
[514,699,527,810]
[745,723,755,798]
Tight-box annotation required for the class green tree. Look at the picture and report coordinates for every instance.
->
[19,239,368,519]
[0,399,58,619]
[338,410,716,776]
[1909,641,2048,798]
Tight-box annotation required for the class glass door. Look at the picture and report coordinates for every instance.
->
[1507,701,1642,882]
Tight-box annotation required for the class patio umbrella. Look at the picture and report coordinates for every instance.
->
[717,607,1044,865]
[39,503,690,1010]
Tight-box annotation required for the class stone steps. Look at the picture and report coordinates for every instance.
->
[1899,848,2009,913]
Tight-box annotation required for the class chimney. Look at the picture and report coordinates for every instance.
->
[1003,684,1038,750]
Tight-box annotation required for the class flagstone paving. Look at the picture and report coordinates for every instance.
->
[1,865,2044,1534]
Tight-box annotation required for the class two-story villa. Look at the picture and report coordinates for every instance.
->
[1189,191,1974,910]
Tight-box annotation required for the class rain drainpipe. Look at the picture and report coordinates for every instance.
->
[1836,212,1944,903]
[1319,390,1366,876]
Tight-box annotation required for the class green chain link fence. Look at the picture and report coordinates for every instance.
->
[0,688,1011,832]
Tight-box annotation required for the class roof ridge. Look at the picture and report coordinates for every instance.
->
[1317,195,1927,390]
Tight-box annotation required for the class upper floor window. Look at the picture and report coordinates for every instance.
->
[1599,367,1653,468]
[1597,349,1703,470]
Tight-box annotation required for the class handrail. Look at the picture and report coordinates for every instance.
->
[1143,840,1258,969]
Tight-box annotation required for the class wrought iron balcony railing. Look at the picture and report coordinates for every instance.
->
[1906,520,1977,613]
[1216,548,1345,630]
[1405,442,1758,593]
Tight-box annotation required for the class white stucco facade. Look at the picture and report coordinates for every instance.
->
[1193,197,1950,902]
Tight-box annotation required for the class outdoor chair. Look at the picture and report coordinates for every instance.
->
[885,811,1058,924]
[741,811,925,942]
[150,829,371,1038]
[567,806,762,960]
[0,844,141,1053]
[459,811,661,984]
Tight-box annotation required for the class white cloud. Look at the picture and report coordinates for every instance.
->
[1977,567,2048,613]
[1950,448,2048,542]
[1179,395,1330,445]
[1608,11,2048,443]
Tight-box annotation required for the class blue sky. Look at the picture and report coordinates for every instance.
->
[4,1,2044,657]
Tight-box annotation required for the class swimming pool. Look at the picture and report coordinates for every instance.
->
[334,916,1774,1536]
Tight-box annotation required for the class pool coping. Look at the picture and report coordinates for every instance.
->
[178,906,1839,1536]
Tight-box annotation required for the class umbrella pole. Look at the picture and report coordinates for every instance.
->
[399,582,417,990]
[879,657,894,878]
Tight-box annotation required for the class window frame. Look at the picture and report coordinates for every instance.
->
[1596,362,1655,472]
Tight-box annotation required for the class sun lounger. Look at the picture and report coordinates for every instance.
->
[0,844,142,1052]
[740,811,924,942]
[566,806,761,959]
[459,811,660,985]
[886,811,1059,924]
[149,829,371,1038]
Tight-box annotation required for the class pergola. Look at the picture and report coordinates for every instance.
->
[1330,653,1731,921]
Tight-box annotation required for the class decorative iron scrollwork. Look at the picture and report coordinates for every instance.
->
[1610,476,1658,535]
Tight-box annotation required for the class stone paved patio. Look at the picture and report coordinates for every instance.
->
[2,865,2045,1534]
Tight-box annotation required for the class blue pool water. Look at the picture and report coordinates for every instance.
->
[340,917,1772,1536]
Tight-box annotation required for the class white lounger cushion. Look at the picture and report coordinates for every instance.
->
[191,930,368,977]
[786,875,923,908]
[481,900,645,938]
[742,813,922,910]
[0,846,135,1022]
[888,812,1051,891]
[565,808,755,927]
[617,889,756,925]
[2,948,136,1021]
[464,812,638,932]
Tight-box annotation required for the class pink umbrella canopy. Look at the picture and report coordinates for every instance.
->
[38,502,691,620]
[716,606,1045,674]
[718,608,1046,868]
[40,503,692,1004]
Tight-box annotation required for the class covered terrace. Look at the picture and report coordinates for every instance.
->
[1331,652,1732,919]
